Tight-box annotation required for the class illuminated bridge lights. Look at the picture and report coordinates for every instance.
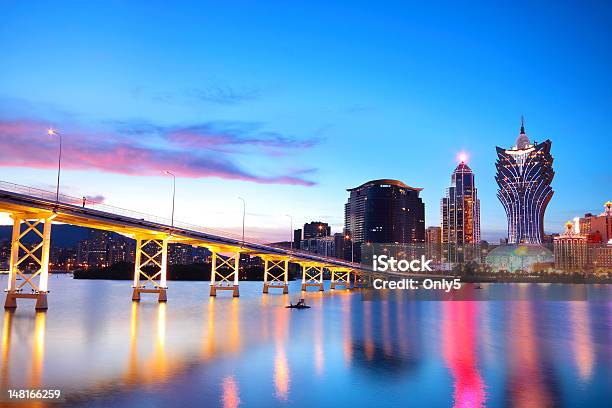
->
[0,179,447,310]
[261,256,289,294]
[330,267,351,290]
[300,263,324,292]
[4,212,55,310]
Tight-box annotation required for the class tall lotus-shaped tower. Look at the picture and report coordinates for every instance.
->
[495,119,554,244]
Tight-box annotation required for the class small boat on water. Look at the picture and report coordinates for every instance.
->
[286,298,311,309]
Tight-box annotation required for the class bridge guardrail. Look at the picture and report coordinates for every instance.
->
[0,180,364,269]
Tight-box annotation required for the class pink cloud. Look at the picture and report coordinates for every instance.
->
[0,119,316,186]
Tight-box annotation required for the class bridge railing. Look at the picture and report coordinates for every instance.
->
[0,180,363,268]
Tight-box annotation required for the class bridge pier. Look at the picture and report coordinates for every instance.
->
[209,250,240,297]
[300,263,324,291]
[262,257,289,294]
[330,267,351,290]
[4,213,54,310]
[132,236,168,302]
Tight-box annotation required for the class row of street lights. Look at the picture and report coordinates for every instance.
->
[47,128,298,250]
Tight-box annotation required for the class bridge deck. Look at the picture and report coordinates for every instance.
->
[0,181,388,274]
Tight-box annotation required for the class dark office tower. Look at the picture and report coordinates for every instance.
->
[441,160,481,244]
[495,119,554,244]
[302,221,331,239]
[344,179,425,245]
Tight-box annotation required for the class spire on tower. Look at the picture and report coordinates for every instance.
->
[520,115,525,134]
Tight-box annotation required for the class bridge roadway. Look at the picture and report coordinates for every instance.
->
[0,180,442,309]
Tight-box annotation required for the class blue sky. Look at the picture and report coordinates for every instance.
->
[0,1,610,241]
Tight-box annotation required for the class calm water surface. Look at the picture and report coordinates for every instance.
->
[0,275,610,407]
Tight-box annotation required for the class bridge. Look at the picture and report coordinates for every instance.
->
[0,180,439,309]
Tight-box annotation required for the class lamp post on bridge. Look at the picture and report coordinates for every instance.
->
[163,170,176,229]
[48,128,62,207]
[238,197,246,248]
[285,214,293,249]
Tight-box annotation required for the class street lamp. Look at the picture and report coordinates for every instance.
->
[345,234,354,263]
[285,214,293,249]
[163,170,176,229]
[48,128,62,206]
[238,197,246,247]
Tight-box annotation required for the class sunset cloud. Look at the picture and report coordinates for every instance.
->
[0,118,317,186]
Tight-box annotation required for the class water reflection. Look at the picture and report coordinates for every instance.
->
[221,375,240,408]
[0,310,46,396]
[442,302,486,407]
[1,310,13,389]
[273,297,290,401]
[341,292,352,365]
[313,292,325,376]
[0,278,608,407]
[125,302,169,385]
[32,311,46,389]
[570,302,594,382]
[509,302,553,407]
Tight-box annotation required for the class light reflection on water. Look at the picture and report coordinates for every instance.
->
[0,276,610,407]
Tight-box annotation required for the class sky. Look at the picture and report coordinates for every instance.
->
[0,0,610,242]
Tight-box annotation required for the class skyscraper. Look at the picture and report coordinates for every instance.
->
[441,160,481,245]
[495,119,554,244]
[344,179,425,245]
[441,158,481,265]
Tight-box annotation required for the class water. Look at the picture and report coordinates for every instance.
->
[0,275,610,407]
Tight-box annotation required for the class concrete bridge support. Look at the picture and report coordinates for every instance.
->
[330,268,351,290]
[210,251,240,297]
[301,264,324,291]
[4,213,54,310]
[262,257,289,294]
[132,236,169,302]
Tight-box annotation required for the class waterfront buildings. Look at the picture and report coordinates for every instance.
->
[298,232,345,259]
[593,244,612,274]
[554,222,588,271]
[441,160,481,244]
[495,119,554,244]
[441,159,481,265]
[578,201,612,243]
[302,221,331,238]
[425,226,443,269]
[426,226,441,245]
[344,179,425,246]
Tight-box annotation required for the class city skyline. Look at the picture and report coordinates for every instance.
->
[1,2,610,242]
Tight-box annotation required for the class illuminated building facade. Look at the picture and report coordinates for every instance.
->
[593,245,612,274]
[344,179,425,245]
[554,222,588,271]
[442,160,481,264]
[426,226,441,244]
[578,201,612,243]
[495,119,554,244]
[441,161,481,244]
